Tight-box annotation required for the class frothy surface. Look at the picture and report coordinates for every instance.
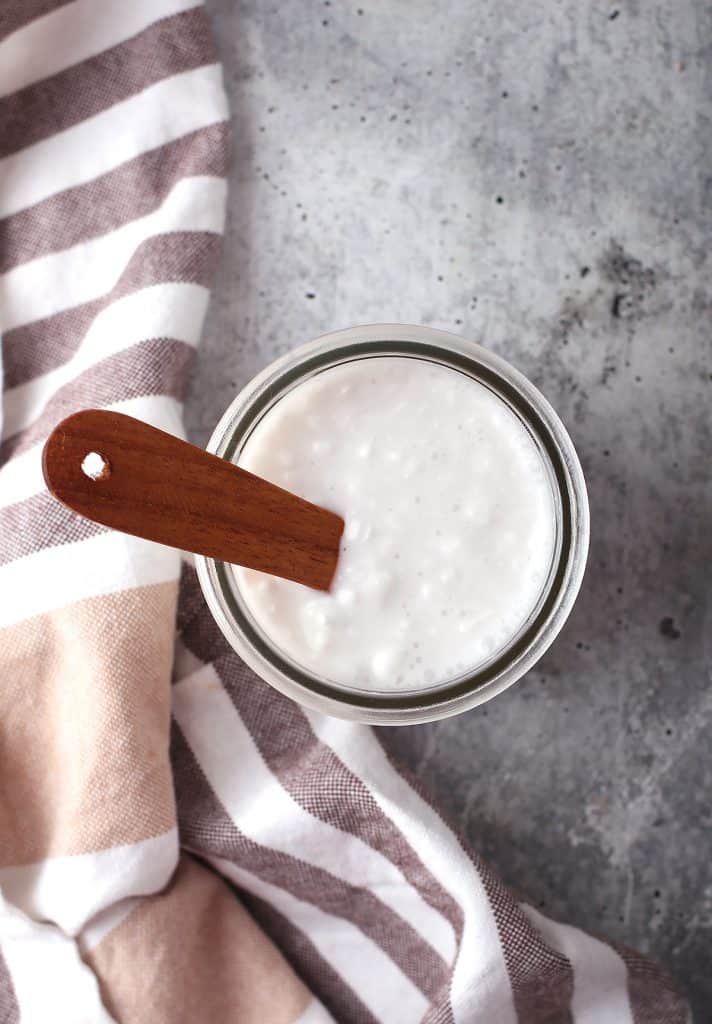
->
[233,357,556,691]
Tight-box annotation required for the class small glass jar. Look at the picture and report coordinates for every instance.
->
[197,324,589,725]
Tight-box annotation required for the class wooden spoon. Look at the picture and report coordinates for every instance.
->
[42,409,344,591]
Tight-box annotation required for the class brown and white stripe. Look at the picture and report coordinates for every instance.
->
[0,1,691,1022]
[0,3,323,1021]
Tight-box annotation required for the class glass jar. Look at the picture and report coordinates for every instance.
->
[197,324,589,725]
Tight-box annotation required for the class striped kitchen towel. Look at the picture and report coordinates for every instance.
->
[0,2,690,1022]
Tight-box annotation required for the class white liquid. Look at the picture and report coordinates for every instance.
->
[233,357,556,692]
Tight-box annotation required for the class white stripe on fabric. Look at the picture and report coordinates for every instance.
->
[0,830,177,937]
[172,639,206,684]
[172,666,456,967]
[0,529,179,629]
[521,904,634,1024]
[2,282,210,439]
[294,999,338,1024]
[1,176,226,332]
[0,0,201,97]
[0,63,227,219]
[304,714,517,1024]
[79,897,142,955]
[0,394,184,511]
[210,856,429,1024]
[0,893,117,1024]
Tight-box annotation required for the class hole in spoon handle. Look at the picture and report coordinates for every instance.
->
[42,409,343,591]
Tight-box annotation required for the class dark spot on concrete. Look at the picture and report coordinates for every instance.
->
[617,586,623,594]
[496,195,504,204]
[519,170,526,179]
[603,449,611,456]
[654,890,661,898]
[609,9,620,19]
[601,356,618,386]
[666,728,673,736]
[357,7,364,13]
[659,616,681,639]
[532,104,539,111]
[305,292,316,299]
[552,301,585,349]
[322,18,329,25]
[437,274,444,282]
[601,241,656,323]
[455,319,462,325]
[501,90,509,98]
[580,266,590,277]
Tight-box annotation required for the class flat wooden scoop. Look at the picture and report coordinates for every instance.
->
[42,410,344,591]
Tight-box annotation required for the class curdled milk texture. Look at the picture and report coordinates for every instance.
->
[232,357,556,692]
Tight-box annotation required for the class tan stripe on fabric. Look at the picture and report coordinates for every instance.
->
[0,8,214,159]
[1,231,221,389]
[1,337,193,462]
[0,124,229,273]
[171,723,449,1004]
[86,856,312,1024]
[0,0,72,42]
[0,582,177,866]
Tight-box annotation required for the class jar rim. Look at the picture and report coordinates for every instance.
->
[197,324,589,724]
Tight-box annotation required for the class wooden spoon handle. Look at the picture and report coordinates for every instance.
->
[42,410,344,591]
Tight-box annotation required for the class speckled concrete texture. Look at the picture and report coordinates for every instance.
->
[188,2,711,1017]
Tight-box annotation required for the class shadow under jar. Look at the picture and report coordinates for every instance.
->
[197,324,589,725]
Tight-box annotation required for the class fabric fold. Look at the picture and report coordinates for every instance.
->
[0,2,690,1022]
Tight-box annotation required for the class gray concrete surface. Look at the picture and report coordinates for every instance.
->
[188,1,711,1017]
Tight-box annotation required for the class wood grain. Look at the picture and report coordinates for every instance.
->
[42,410,344,591]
